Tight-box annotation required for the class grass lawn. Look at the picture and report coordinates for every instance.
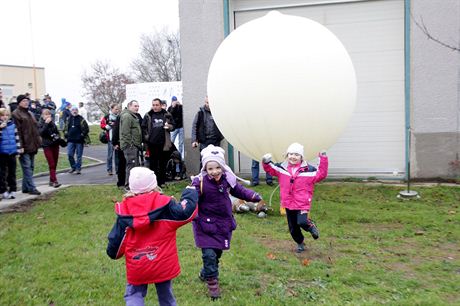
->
[89,124,103,145]
[0,182,458,305]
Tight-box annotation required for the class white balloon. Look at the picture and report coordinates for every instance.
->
[207,11,356,162]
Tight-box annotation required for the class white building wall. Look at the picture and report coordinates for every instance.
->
[179,0,225,175]
[411,0,460,178]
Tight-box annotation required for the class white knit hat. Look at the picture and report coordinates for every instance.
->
[201,145,227,170]
[129,167,157,194]
[198,145,249,186]
[286,142,304,158]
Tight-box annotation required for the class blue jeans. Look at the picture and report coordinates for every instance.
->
[251,160,272,184]
[19,153,37,192]
[106,141,119,173]
[67,142,84,170]
[201,248,223,279]
[124,281,176,306]
[170,127,184,158]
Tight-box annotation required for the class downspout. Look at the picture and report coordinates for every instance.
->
[404,0,411,180]
[223,0,235,170]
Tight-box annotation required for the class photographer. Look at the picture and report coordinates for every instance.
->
[38,109,62,187]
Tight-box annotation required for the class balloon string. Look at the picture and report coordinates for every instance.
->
[268,183,280,208]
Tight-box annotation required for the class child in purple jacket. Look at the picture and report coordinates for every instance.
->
[191,145,264,300]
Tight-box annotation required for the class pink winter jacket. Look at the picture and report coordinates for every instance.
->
[263,155,328,211]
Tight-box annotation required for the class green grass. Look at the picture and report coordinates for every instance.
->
[15,151,97,180]
[89,124,103,145]
[0,183,459,305]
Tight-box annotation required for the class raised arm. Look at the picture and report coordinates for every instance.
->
[312,153,328,184]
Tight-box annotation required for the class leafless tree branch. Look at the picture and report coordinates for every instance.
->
[130,29,181,82]
[81,60,134,115]
[412,14,460,52]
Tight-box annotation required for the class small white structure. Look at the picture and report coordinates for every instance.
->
[125,81,182,116]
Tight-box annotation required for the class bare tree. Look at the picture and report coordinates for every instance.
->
[81,61,134,115]
[131,29,181,82]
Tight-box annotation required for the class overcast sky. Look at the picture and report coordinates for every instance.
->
[1,0,179,103]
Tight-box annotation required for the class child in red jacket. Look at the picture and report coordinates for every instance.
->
[262,143,328,253]
[107,167,198,306]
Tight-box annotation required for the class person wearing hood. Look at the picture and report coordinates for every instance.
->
[190,145,265,300]
[141,98,175,187]
[106,167,198,306]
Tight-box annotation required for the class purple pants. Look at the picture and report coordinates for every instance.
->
[124,280,176,306]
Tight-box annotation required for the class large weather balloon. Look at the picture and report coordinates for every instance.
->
[207,11,357,162]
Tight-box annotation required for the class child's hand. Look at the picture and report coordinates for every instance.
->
[262,153,272,163]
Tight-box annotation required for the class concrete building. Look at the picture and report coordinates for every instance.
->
[0,64,46,104]
[179,0,460,179]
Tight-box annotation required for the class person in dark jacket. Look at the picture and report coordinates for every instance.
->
[100,103,121,176]
[0,88,5,108]
[64,106,89,175]
[107,167,198,306]
[191,145,263,300]
[0,108,23,199]
[42,94,57,121]
[111,111,126,188]
[142,98,175,187]
[38,109,62,188]
[61,102,72,129]
[167,96,184,157]
[12,95,42,195]
[191,96,224,152]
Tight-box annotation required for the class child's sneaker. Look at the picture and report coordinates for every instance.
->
[2,192,11,199]
[296,242,305,253]
[307,220,319,240]
[9,192,16,199]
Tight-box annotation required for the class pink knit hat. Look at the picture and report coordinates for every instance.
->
[129,167,158,194]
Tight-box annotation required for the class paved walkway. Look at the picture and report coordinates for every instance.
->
[0,145,114,212]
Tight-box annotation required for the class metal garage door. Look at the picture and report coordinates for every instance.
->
[231,0,405,178]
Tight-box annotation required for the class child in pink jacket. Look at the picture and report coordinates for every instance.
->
[262,142,328,253]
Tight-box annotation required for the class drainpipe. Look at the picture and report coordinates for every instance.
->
[404,0,411,180]
[223,0,235,170]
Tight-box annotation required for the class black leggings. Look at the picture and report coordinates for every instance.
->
[285,208,313,244]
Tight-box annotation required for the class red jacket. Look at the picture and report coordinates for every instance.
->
[107,188,198,285]
[263,155,328,211]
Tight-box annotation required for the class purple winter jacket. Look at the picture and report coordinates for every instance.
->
[191,174,261,250]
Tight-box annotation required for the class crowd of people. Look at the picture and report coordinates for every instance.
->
[102,96,224,191]
[0,88,90,198]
